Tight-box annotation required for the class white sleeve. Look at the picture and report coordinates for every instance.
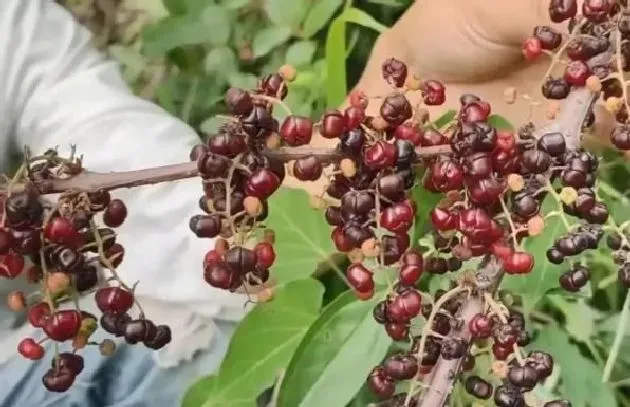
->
[0,0,247,321]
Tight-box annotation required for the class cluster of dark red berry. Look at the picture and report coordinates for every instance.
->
[0,150,170,392]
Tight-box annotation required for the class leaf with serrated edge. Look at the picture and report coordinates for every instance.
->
[277,289,392,407]
[183,279,324,407]
[266,189,340,283]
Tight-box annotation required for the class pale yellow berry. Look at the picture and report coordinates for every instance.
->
[6,291,25,312]
[507,174,524,192]
[524,392,542,407]
[559,186,578,205]
[243,196,263,217]
[348,248,365,264]
[372,116,389,131]
[309,195,327,210]
[265,133,281,150]
[278,64,297,82]
[256,287,275,302]
[405,75,422,91]
[527,215,545,236]
[263,229,275,245]
[73,334,88,350]
[503,86,517,104]
[47,272,70,295]
[605,97,623,113]
[340,158,357,178]
[586,75,602,93]
[361,238,381,258]
[492,361,509,379]
[79,317,98,337]
[99,339,117,356]
[545,100,562,120]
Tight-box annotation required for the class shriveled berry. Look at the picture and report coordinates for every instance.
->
[421,80,446,105]
[542,78,571,99]
[522,37,542,61]
[382,58,408,87]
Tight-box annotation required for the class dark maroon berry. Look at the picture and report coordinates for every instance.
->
[367,367,395,399]
[549,0,578,23]
[382,58,408,87]
[42,367,75,392]
[469,313,493,339]
[611,125,630,150]
[373,301,388,324]
[346,264,374,293]
[542,78,571,99]
[56,353,84,376]
[123,319,157,345]
[95,287,134,315]
[546,247,564,264]
[421,80,446,105]
[320,109,345,139]
[384,322,409,340]
[224,246,257,276]
[246,169,281,199]
[585,202,609,224]
[292,156,323,181]
[197,153,230,178]
[189,214,222,238]
[380,94,412,126]
[522,149,551,173]
[564,60,590,86]
[225,87,253,116]
[44,310,82,341]
[582,0,611,23]
[103,199,127,228]
[494,385,525,407]
[280,116,313,146]
[100,312,130,336]
[493,324,517,347]
[204,262,239,290]
[383,354,418,380]
[607,233,624,250]
[508,365,539,388]
[533,26,562,50]
[207,131,247,158]
[537,132,566,156]
[465,376,493,399]
[363,141,398,170]
[145,325,172,350]
[526,350,554,379]
[559,266,590,292]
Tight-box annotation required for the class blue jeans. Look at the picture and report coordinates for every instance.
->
[0,320,237,407]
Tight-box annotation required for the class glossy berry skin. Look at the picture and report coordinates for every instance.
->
[549,0,578,23]
[504,252,534,274]
[18,338,45,360]
[254,243,275,268]
[95,287,134,315]
[399,264,422,286]
[383,354,418,380]
[492,343,512,360]
[44,217,82,249]
[380,201,415,234]
[367,367,395,399]
[469,313,492,339]
[421,80,446,105]
[44,310,82,341]
[317,109,344,139]
[465,376,493,400]
[0,251,25,279]
[225,87,253,116]
[559,266,590,292]
[363,141,398,170]
[384,322,409,341]
[245,169,281,199]
[394,123,422,146]
[582,0,611,23]
[346,264,374,293]
[431,208,459,231]
[42,366,75,393]
[28,302,51,328]
[611,125,630,150]
[430,159,463,192]
[522,37,542,61]
[293,156,323,181]
[103,199,127,228]
[280,116,313,146]
[534,26,562,50]
[564,61,590,86]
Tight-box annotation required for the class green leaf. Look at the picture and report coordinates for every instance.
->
[266,189,340,283]
[264,0,309,28]
[533,327,616,407]
[325,16,347,107]
[302,0,344,38]
[502,199,565,312]
[341,7,388,33]
[547,295,602,343]
[286,41,317,67]
[204,46,237,78]
[599,180,630,223]
[183,279,325,407]
[228,72,258,90]
[142,5,230,56]
[252,26,293,57]
[411,178,441,246]
[221,0,249,9]
[432,109,457,129]
[277,290,392,407]
[487,114,514,130]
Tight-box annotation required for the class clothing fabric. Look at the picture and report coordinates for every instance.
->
[0,0,248,405]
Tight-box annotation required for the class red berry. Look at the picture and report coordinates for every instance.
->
[0,251,25,279]
[385,322,409,341]
[331,227,353,252]
[245,169,281,199]
[582,0,611,23]
[363,141,398,170]
[458,208,493,242]
[103,199,127,228]
[430,207,459,231]
[504,251,534,274]
[492,342,512,360]
[390,289,422,322]
[491,241,514,260]
[44,310,82,341]
[320,109,345,139]
[349,89,368,109]
[380,201,415,234]
[18,338,45,360]
[522,37,542,61]
[401,249,423,268]
[430,159,464,192]
[461,102,490,123]
[564,60,590,86]
[27,302,51,328]
[355,288,375,301]
[103,243,125,268]
[399,264,422,286]
[44,217,82,249]
[420,129,448,146]
[204,262,239,290]
[344,106,365,130]
[495,131,516,152]
[469,314,493,339]
[346,264,374,293]
[95,287,134,314]
[394,123,422,146]
[203,249,222,268]
[280,116,313,146]
[421,80,445,105]
[254,243,275,268]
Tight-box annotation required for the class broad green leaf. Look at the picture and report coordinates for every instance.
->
[200,116,226,135]
[547,295,602,343]
[142,5,230,56]
[286,41,317,67]
[302,0,344,38]
[252,26,293,57]
[266,189,339,283]
[599,180,630,223]
[325,16,347,107]
[487,114,514,130]
[183,279,325,407]
[502,199,566,313]
[221,0,249,9]
[432,109,457,129]
[204,46,237,78]
[341,7,388,33]
[277,290,392,407]
[228,72,258,90]
[410,178,441,246]
[264,0,309,28]
[533,327,616,407]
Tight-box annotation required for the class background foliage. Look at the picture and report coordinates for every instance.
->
[59,0,630,406]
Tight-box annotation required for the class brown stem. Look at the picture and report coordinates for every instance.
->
[416,86,596,407]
